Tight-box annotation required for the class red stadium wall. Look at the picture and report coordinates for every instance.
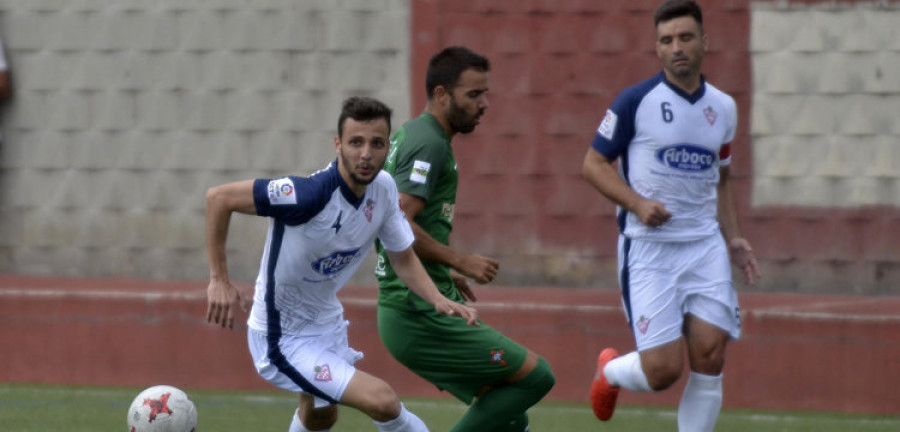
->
[408,0,900,294]
[2,275,898,415]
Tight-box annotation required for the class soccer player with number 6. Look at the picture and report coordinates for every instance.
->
[582,1,760,431]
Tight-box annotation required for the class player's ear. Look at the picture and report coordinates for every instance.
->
[433,85,450,107]
[334,134,341,154]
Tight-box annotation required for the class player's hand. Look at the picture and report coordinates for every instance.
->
[728,237,760,286]
[433,297,480,326]
[633,199,672,228]
[452,272,478,302]
[457,254,499,284]
[206,278,247,329]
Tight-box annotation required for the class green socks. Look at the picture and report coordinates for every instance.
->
[450,357,555,432]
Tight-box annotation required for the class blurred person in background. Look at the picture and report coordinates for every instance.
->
[0,37,10,101]
[0,37,12,143]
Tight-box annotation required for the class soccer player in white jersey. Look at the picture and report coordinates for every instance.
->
[206,97,478,432]
[582,1,760,431]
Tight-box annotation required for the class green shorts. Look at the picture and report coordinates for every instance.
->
[377,305,528,404]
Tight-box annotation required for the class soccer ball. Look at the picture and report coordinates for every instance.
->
[127,385,198,432]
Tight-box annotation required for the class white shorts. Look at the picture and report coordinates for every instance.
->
[618,234,741,351]
[247,320,363,408]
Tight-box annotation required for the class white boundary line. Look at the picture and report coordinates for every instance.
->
[0,288,205,301]
[2,288,898,322]
[748,309,900,323]
[0,288,623,313]
[342,297,623,313]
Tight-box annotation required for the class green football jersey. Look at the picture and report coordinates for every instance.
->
[376,112,463,310]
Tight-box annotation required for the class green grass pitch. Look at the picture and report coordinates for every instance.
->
[1,383,898,431]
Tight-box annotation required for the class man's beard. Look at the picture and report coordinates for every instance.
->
[349,171,376,186]
[447,98,483,134]
[340,149,380,186]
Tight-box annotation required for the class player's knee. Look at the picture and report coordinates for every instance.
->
[300,405,338,430]
[690,340,728,375]
[643,360,683,391]
[365,385,402,422]
[692,350,726,375]
[512,356,555,398]
[532,357,555,396]
[640,346,684,391]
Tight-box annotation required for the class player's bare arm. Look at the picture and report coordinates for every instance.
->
[450,271,477,302]
[582,147,672,227]
[386,247,480,326]
[204,180,256,328]
[716,165,760,285]
[400,192,499,285]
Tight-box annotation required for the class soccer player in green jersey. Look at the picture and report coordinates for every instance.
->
[375,46,555,432]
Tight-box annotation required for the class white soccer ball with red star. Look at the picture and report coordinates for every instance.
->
[127,385,198,432]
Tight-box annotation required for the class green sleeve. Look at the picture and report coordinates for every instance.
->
[390,127,448,202]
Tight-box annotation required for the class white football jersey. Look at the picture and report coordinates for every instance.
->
[247,161,414,336]
[592,72,737,242]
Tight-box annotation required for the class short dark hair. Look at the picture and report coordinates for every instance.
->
[654,0,703,31]
[425,46,490,100]
[337,96,392,138]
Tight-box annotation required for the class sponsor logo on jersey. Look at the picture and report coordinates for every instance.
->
[364,198,375,222]
[597,109,618,140]
[410,160,431,184]
[704,105,718,125]
[311,248,361,276]
[267,178,297,205]
[656,144,716,172]
[314,364,333,382]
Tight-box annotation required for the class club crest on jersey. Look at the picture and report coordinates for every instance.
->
[704,105,718,125]
[656,144,716,172]
[364,198,375,222]
[311,248,361,276]
[314,364,333,382]
[636,315,651,334]
[489,350,508,366]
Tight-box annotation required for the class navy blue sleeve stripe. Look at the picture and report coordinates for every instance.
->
[253,179,272,216]
[254,164,343,226]
[264,221,340,405]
